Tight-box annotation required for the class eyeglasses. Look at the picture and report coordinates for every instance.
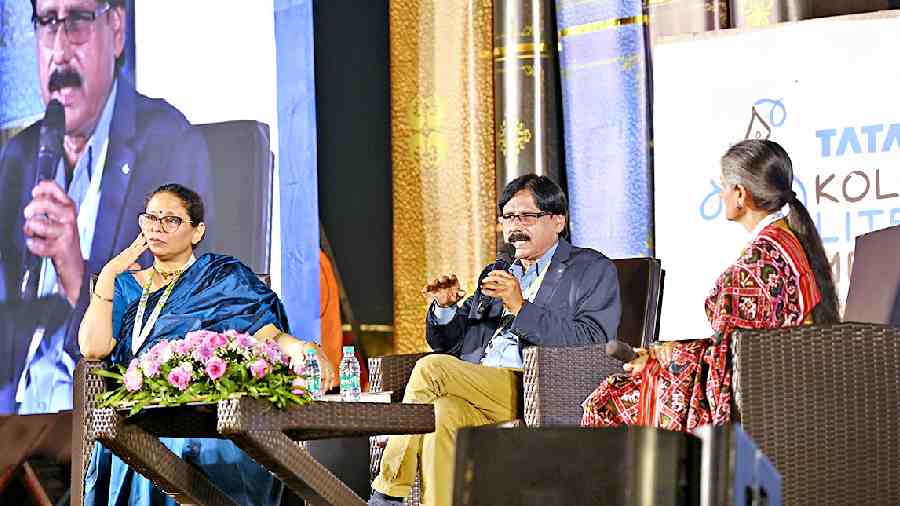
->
[138,213,192,233]
[498,211,552,226]
[32,2,111,48]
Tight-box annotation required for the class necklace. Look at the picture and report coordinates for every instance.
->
[131,255,196,354]
[153,263,182,283]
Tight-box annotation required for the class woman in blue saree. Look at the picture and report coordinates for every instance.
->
[78,183,334,505]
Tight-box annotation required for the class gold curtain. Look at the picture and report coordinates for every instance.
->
[390,0,497,353]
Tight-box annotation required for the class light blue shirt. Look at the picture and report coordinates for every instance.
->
[433,241,559,369]
[17,80,118,414]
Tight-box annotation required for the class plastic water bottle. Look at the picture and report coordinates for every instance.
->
[339,345,361,401]
[305,348,322,399]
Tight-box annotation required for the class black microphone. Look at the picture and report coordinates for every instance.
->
[20,99,66,298]
[606,340,637,363]
[36,99,66,182]
[475,242,516,318]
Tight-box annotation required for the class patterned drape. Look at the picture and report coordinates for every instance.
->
[493,0,564,190]
[556,0,655,258]
[390,0,496,353]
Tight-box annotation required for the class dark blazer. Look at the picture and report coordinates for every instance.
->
[426,238,621,364]
[0,78,215,410]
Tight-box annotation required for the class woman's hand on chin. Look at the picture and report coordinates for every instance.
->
[102,233,148,276]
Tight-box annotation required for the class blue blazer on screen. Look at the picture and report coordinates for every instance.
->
[0,77,216,411]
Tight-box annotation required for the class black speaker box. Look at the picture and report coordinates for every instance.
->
[694,424,781,506]
[453,426,701,506]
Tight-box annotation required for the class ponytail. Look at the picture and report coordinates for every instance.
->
[785,197,840,324]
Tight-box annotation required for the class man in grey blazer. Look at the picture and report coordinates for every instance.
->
[370,175,622,506]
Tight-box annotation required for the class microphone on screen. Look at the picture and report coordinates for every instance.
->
[20,99,66,299]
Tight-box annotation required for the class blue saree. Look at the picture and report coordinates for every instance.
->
[83,253,288,506]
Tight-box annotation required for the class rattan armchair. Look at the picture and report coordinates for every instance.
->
[367,258,664,502]
[732,322,900,506]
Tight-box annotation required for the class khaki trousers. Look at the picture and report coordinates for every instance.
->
[371,354,520,506]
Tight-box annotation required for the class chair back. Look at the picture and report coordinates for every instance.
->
[194,120,273,274]
[612,257,664,348]
[732,322,900,506]
[844,224,900,325]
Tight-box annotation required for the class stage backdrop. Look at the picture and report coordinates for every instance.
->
[653,11,900,338]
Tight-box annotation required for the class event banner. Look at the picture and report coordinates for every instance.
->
[653,13,900,338]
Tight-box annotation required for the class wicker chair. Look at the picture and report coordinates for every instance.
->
[72,273,274,506]
[368,257,664,502]
[731,225,900,505]
[732,322,900,506]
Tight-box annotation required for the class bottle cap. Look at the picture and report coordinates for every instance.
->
[343,345,355,355]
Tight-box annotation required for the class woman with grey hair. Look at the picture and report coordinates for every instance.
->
[582,139,839,430]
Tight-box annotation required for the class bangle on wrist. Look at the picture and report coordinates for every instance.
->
[92,287,113,303]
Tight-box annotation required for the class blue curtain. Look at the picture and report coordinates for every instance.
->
[274,0,320,341]
[0,0,43,128]
[556,0,654,258]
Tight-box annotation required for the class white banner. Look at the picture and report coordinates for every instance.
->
[653,13,900,338]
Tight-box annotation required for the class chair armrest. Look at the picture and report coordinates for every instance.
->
[522,344,623,427]
[71,358,108,506]
[368,353,429,402]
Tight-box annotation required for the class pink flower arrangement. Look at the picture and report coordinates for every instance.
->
[96,329,313,416]
[205,357,227,380]
[124,360,143,392]
[250,359,269,379]
[167,365,192,391]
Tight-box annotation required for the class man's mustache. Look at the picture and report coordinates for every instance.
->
[48,67,82,93]
[508,231,530,243]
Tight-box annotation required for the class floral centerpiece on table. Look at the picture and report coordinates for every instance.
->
[94,329,312,416]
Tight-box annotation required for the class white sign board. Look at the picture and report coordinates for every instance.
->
[653,14,900,338]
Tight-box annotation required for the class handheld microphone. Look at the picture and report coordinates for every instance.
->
[36,99,66,182]
[475,242,516,318]
[605,340,637,363]
[20,99,66,298]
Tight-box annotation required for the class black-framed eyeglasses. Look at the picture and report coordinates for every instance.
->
[498,211,552,226]
[138,213,193,233]
[32,2,111,48]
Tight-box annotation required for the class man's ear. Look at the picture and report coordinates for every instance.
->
[111,6,126,60]
[552,214,566,235]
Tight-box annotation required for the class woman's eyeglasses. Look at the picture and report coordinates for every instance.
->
[138,213,192,233]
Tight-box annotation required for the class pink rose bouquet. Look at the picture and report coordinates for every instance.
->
[95,330,311,416]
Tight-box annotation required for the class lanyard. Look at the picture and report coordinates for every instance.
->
[521,260,552,304]
[492,259,553,339]
[131,255,196,354]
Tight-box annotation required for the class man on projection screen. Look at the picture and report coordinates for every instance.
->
[0,0,214,414]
